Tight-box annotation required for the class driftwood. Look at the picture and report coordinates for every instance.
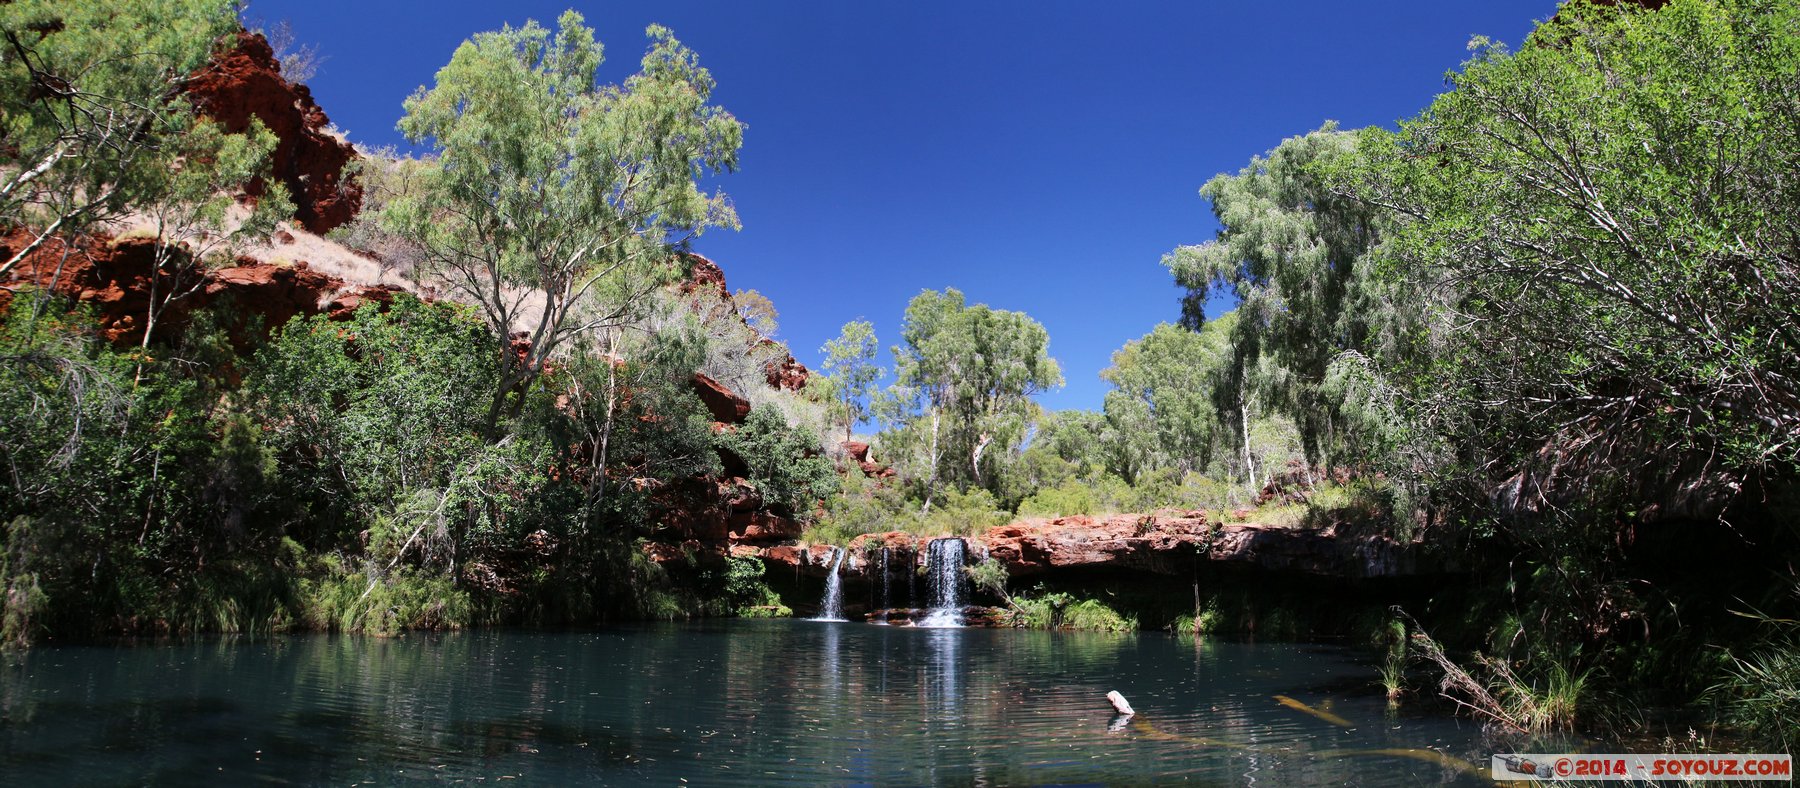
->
[1393,608,1529,733]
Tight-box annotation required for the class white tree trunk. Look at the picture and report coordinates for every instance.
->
[1241,401,1258,495]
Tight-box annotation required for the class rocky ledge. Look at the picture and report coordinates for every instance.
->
[749,510,1429,582]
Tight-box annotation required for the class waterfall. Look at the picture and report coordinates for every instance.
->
[812,547,847,622]
[907,546,919,611]
[874,547,892,623]
[917,537,966,628]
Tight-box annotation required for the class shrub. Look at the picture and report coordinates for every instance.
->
[1062,598,1137,632]
[723,405,839,518]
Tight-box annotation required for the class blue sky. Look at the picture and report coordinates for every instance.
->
[249,1,1556,411]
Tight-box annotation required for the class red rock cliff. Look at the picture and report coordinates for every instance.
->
[0,230,400,349]
[677,253,810,391]
[187,31,362,234]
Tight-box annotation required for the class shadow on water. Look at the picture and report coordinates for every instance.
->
[0,621,1509,785]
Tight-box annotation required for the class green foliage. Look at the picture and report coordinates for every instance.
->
[722,556,790,617]
[722,404,838,518]
[0,519,47,649]
[1008,595,1062,630]
[246,297,498,536]
[810,476,1009,545]
[1350,0,1800,481]
[547,322,721,536]
[1379,617,1408,700]
[918,487,1011,537]
[1710,590,1800,751]
[819,319,881,441]
[965,557,1009,599]
[1015,467,1240,519]
[299,556,471,636]
[384,10,743,431]
[808,468,910,544]
[1000,588,1137,632]
[884,288,1062,503]
[1164,126,1397,473]
[1169,613,1199,636]
[1017,475,1128,517]
[0,7,839,644]
[1101,322,1225,481]
[1062,598,1137,632]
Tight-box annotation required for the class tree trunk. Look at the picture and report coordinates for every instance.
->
[585,350,619,537]
[921,406,941,515]
[1241,400,1258,495]
[971,431,993,489]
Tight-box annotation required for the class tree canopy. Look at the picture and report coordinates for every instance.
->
[0,0,277,278]
[819,319,881,442]
[383,10,743,435]
[886,288,1061,505]
[1349,0,1800,501]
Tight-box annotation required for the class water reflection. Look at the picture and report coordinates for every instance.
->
[925,627,959,725]
[0,623,1502,785]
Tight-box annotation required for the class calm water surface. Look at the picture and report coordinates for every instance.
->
[0,620,1501,785]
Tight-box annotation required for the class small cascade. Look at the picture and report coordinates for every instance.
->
[907,547,919,611]
[874,547,892,623]
[812,547,847,622]
[917,537,966,628]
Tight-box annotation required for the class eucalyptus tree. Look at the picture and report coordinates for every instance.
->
[384,11,743,437]
[1101,321,1229,483]
[1164,125,1395,475]
[889,288,1061,507]
[0,0,259,278]
[733,289,779,338]
[819,319,881,442]
[1350,0,1800,493]
[133,122,288,383]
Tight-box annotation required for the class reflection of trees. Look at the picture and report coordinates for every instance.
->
[0,626,1491,784]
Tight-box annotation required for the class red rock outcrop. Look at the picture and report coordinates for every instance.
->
[761,342,810,391]
[983,513,1419,579]
[187,31,361,233]
[675,253,809,392]
[691,372,751,424]
[0,231,400,348]
[840,440,897,479]
[729,511,803,544]
[679,253,729,299]
[847,531,921,553]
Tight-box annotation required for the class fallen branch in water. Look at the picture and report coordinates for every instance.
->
[1393,607,1529,734]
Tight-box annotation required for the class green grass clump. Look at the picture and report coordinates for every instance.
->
[1062,598,1137,631]
[300,556,471,636]
[1001,589,1136,632]
[1711,632,1800,751]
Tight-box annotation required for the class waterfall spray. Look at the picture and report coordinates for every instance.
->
[918,538,966,628]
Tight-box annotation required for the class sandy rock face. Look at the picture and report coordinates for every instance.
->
[187,31,362,234]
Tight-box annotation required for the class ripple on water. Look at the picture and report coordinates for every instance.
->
[0,622,1502,785]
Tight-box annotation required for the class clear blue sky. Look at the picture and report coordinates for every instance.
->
[248,1,1556,411]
